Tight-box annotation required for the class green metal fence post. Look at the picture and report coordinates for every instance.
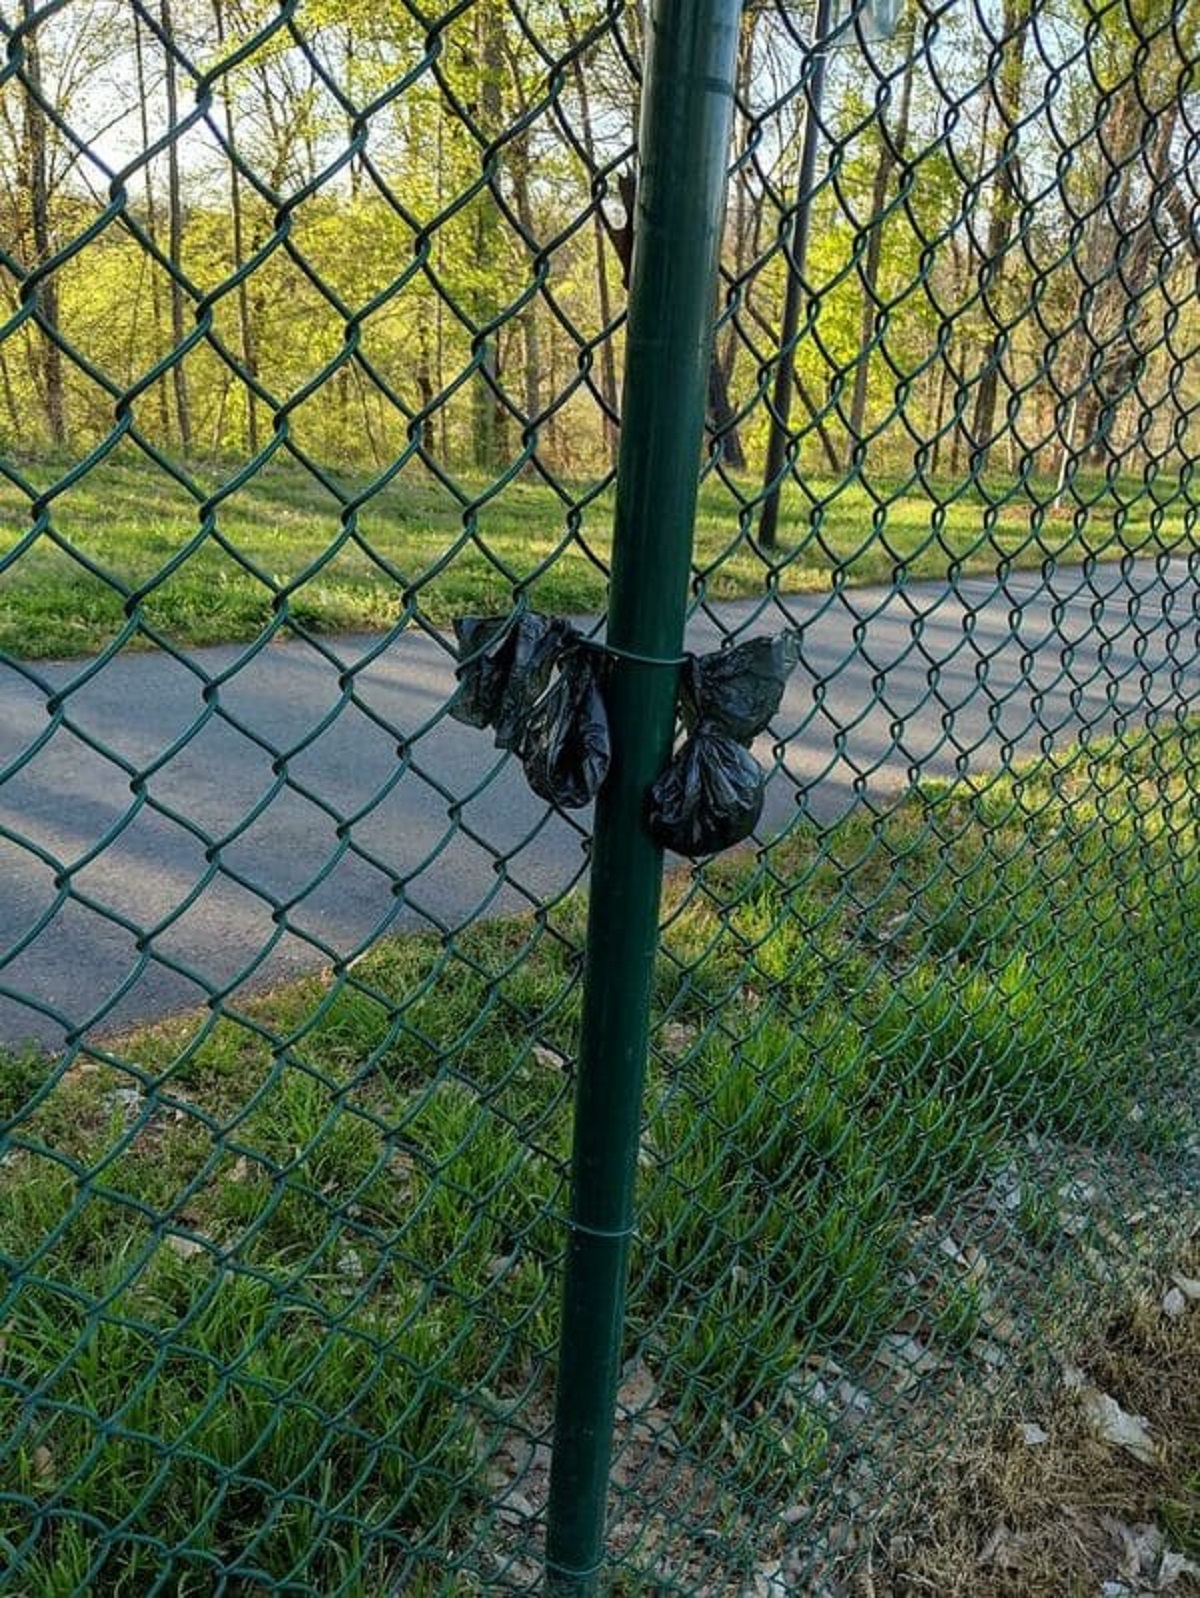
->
[543,2,740,1591]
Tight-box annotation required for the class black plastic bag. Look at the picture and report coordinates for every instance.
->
[450,613,571,750]
[522,647,610,809]
[451,613,800,842]
[649,628,800,857]
[679,631,801,741]
[450,613,610,809]
[647,730,765,856]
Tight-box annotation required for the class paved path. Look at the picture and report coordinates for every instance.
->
[2,556,1197,1047]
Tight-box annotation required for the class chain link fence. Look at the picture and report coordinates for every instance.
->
[1,0,1198,1591]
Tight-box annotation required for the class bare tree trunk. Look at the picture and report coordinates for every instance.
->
[508,134,541,471]
[931,234,967,476]
[847,14,917,459]
[416,319,435,415]
[345,28,361,200]
[213,0,258,453]
[435,103,449,463]
[708,7,758,474]
[21,0,66,446]
[969,0,1031,468]
[929,351,950,476]
[352,365,383,466]
[931,347,952,477]
[471,0,506,473]
[545,316,559,461]
[0,343,21,438]
[161,0,192,454]
[133,8,171,441]
[1075,98,1192,470]
[708,361,745,469]
[795,373,841,475]
[739,282,843,476]
[553,0,622,465]
[580,133,620,465]
[522,310,541,461]
[212,375,229,451]
[946,86,992,480]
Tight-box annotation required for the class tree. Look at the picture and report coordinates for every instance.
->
[967,0,1032,468]
[18,0,67,445]
[212,0,259,453]
[160,0,193,452]
[846,9,917,460]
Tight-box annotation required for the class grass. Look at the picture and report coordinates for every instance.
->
[0,448,1195,658]
[0,719,1197,1592]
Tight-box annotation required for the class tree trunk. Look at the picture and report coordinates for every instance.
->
[930,348,951,476]
[931,233,967,476]
[213,0,258,453]
[21,0,66,447]
[741,279,843,476]
[471,0,507,473]
[708,7,757,474]
[435,104,449,463]
[133,8,172,441]
[416,319,435,414]
[353,365,383,466]
[0,343,21,440]
[161,0,192,454]
[708,360,745,469]
[554,0,621,465]
[508,134,541,472]
[345,27,361,200]
[1073,96,1193,470]
[968,0,1031,469]
[847,13,917,460]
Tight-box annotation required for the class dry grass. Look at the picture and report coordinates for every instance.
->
[871,1243,1200,1597]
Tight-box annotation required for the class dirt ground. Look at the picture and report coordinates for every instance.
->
[869,1246,1200,1597]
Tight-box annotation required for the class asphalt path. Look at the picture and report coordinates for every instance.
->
[2,555,1197,1048]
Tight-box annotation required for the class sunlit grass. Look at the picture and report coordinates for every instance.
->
[0,449,1194,658]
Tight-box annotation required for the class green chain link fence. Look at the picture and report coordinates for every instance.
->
[1,0,1198,1590]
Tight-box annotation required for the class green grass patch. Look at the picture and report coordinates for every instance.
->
[1,720,1197,1589]
[0,450,1195,657]
[1161,1472,1200,1559]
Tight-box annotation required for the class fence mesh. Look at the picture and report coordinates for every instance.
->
[1,0,1198,1592]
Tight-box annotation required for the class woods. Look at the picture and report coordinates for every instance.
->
[0,0,1196,500]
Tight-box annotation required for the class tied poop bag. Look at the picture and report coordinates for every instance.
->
[450,612,801,851]
[450,613,610,809]
[648,631,801,857]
